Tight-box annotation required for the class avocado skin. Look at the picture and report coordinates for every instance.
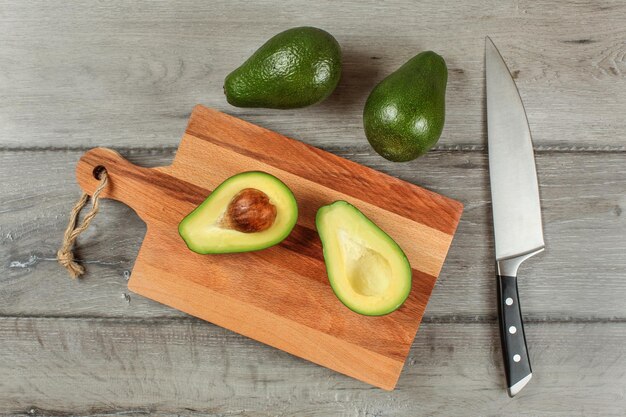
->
[363,51,447,162]
[224,27,341,109]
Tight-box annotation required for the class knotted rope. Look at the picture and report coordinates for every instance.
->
[57,170,108,278]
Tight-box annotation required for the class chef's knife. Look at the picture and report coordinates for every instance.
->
[486,37,545,397]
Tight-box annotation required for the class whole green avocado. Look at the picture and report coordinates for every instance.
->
[224,27,342,109]
[363,51,447,162]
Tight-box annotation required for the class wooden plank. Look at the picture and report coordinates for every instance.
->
[1,149,624,320]
[182,107,463,235]
[1,317,625,415]
[1,1,625,150]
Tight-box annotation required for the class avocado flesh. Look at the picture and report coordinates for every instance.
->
[179,172,298,254]
[316,201,412,316]
[224,26,342,109]
[364,51,447,162]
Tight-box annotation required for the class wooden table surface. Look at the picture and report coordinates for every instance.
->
[1,1,625,415]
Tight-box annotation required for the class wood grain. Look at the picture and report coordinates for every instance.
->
[1,317,625,416]
[1,149,624,320]
[1,1,625,150]
[69,106,462,390]
[1,0,625,412]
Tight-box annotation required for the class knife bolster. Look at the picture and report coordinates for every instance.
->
[496,247,544,277]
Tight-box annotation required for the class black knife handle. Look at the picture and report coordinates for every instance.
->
[497,274,532,396]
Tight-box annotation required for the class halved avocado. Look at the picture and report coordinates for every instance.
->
[316,201,412,316]
[179,171,298,254]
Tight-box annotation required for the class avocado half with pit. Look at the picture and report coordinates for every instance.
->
[179,171,298,254]
[316,201,412,316]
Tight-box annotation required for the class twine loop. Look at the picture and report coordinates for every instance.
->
[57,169,109,278]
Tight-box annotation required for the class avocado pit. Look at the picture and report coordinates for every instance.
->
[222,188,277,233]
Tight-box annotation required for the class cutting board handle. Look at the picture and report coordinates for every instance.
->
[75,147,157,221]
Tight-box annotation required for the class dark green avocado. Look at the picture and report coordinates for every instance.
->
[363,51,447,162]
[224,26,342,109]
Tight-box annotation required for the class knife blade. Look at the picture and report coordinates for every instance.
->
[486,37,545,397]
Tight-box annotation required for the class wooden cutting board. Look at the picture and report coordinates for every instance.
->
[75,105,463,390]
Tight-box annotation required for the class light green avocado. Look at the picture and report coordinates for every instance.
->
[224,26,342,109]
[179,171,297,254]
[316,201,412,316]
[364,51,447,162]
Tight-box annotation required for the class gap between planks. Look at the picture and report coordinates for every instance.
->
[0,145,625,154]
[1,314,625,325]
[8,411,160,417]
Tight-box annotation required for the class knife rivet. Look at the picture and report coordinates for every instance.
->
[509,326,517,334]
[513,354,521,362]
[505,297,513,306]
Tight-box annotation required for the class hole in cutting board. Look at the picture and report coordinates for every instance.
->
[93,165,106,180]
